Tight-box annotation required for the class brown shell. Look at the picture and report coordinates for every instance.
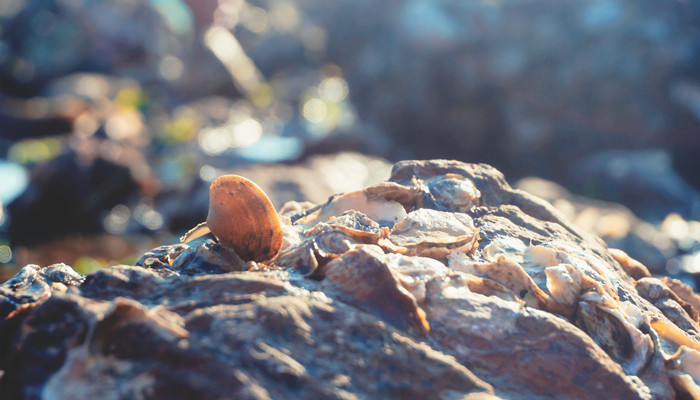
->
[206,175,283,262]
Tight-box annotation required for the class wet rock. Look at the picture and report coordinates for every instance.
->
[5,159,700,399]
[0,263,85,398]
[0,263,83,319]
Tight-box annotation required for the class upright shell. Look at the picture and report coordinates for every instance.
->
[207,175,283,262]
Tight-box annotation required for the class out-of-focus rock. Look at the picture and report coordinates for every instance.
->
[7,149,141,246]
[0,94,85,139]
[9,234,163,275]
[517,174,700,280]
[517,175,674,274]
[219,0,700,199]
[244,0,699,181]
[5,160,700,398]
[569,150,700,222]
[5,0,700,279]
[0,0,231,97]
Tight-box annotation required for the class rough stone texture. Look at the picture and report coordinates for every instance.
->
[2,160,700,399]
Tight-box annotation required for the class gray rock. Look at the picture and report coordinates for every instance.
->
[3,160,700,399]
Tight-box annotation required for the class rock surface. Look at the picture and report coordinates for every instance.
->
[2,159,700,399]
[516,175,700,283]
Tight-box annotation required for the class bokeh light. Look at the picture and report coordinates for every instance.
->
[241,6,269,33]
[318,77,349,102]
[233,118,262,147]
[147,0,194,35]
[205,26,262,92]
[0,245,11,264]
[74,75,111,100]
[159,55,185,81]
[105,109,145,142]
[269,1,300,32]
[198,126,234,155]
[104,204,131,234]
[0,161,29,204]
[133,203,164,231]
[8,139,62,166]
[302,98,327,124]
[236,136,303,162]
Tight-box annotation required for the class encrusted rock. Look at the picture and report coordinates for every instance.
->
[2,160,700,399]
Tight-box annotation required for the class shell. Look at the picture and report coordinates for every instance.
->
[377,208,478,258]
[295,189,406,229]
[183,175,283,262]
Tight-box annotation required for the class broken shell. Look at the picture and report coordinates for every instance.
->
[576,292,654,375]
[181,175,283,262]
[449,252,551,309]
[295,189,406,228]
[609,248,651,281]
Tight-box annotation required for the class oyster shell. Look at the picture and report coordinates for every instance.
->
[425,173,481,212]
[665,346,700,398]
[610,248,652,281]
[277,211,388,278]
[296,189,406,228]
[637,277,700,335]
[575,291,654,375]
[448,252,550,309]
[378,208,478,258]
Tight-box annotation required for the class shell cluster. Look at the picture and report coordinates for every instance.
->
[9,160,700,399]
[175,160,700,399]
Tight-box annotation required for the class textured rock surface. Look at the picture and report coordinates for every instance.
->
[2,160,700,399]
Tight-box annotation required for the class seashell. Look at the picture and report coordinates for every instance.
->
[295,189,406,228]
[277,211,389,278]
[449,252,552,310]
[609,248,651,281]
[181,175,283,262]
[575,292,654,375]
[378,208,478,258]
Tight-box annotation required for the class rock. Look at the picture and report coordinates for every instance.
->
[568,150,700,222]
[7,150,141,246]
[516,175,674,273]
[0,0,230,97]
[517,174,700,280]
[4,159,700,399]
[245,0,700,180]
[0,263,83,319]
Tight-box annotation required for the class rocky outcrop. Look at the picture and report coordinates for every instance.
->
[2,160,700,399]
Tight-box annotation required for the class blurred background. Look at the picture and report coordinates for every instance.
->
[1,0,699,286]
